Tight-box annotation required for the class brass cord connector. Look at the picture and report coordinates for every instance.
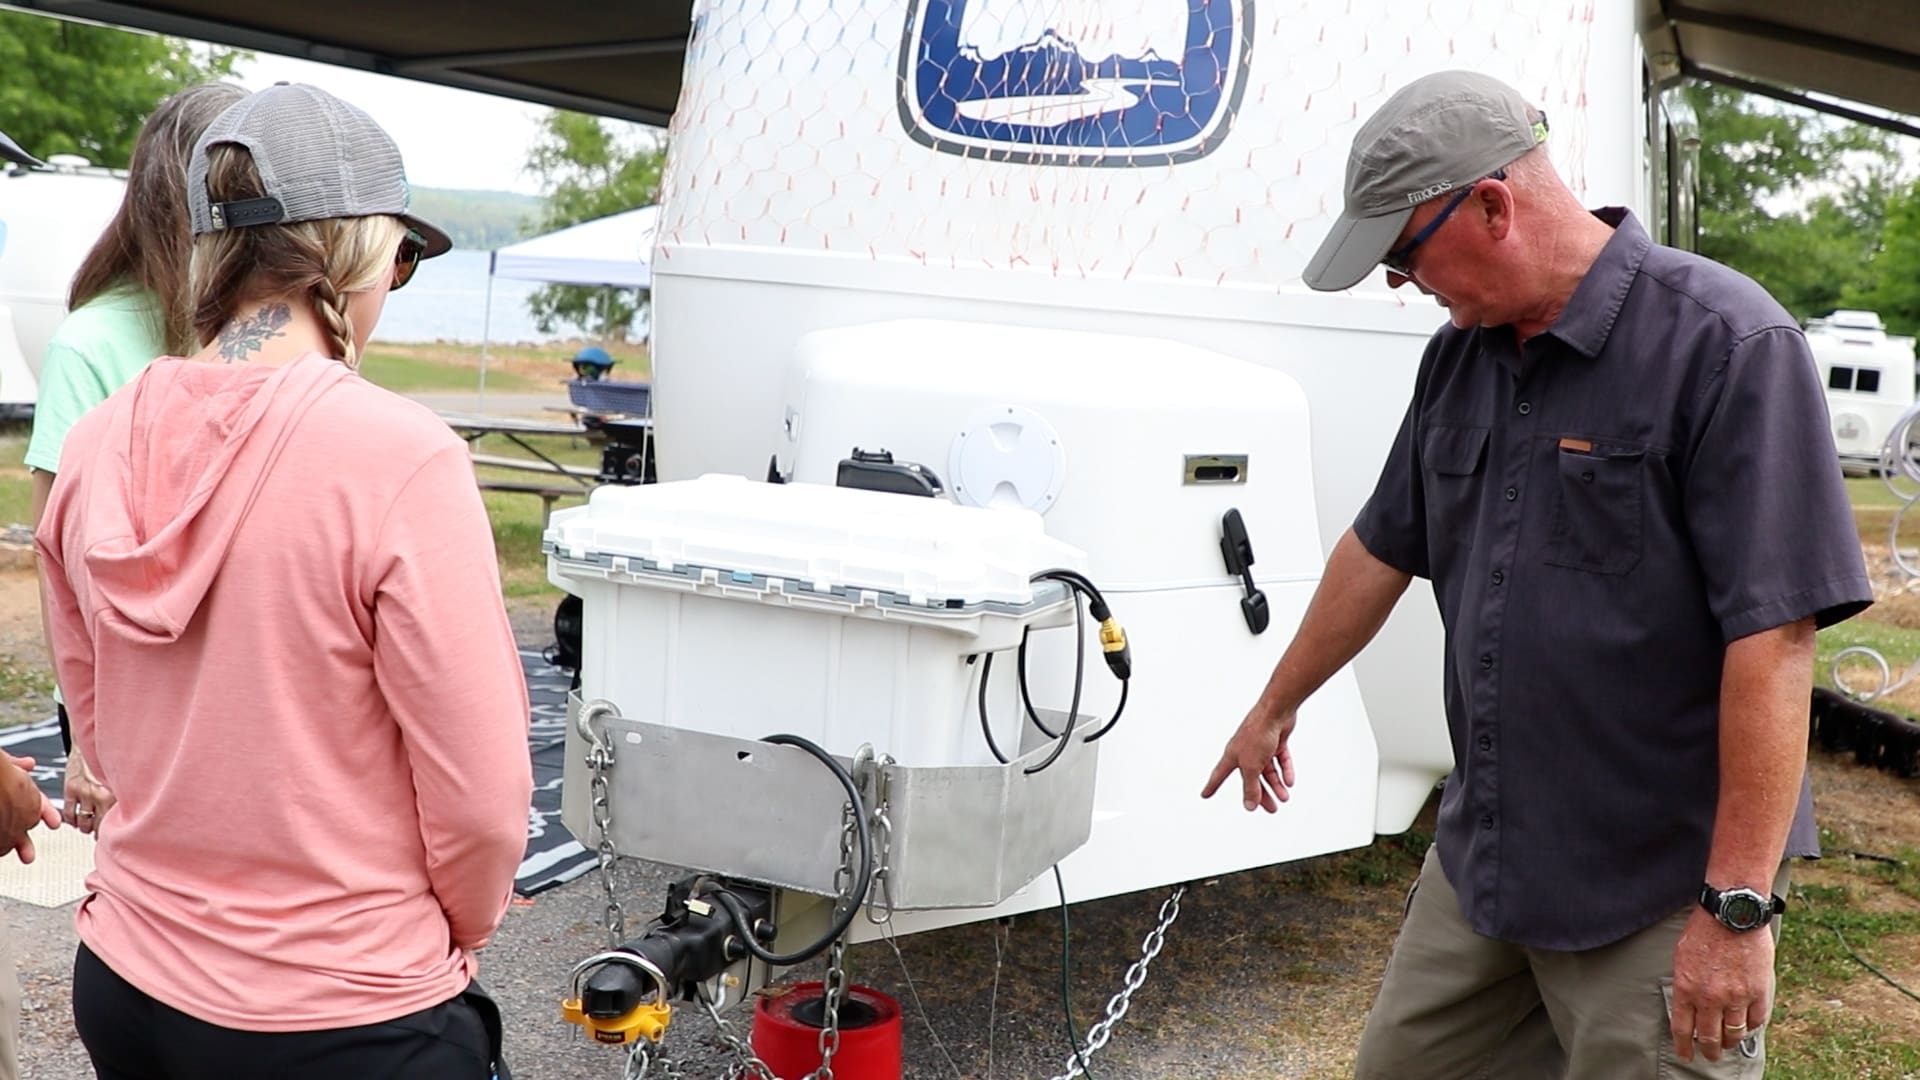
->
[1099,618,1131,680]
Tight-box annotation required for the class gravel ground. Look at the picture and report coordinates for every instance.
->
[6,613,1400,1080]
[10,837,1397,1080]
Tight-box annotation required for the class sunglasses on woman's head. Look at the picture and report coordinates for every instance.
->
[392,232,426,291]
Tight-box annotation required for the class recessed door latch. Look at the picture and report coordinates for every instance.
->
[1219,508,1270,635]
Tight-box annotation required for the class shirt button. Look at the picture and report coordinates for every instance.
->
[1517,401,1532,415]
[1480,814,1495,830]
[1491,569,1504,585]
[1581,470,1595,484]
[1479,654,1493,670]
[1504,486,1518,501]
[1478,734,1493,751]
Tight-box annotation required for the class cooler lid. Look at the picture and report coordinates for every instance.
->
[545,474,1087,606]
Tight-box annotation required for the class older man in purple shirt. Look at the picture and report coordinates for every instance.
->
[1204,71,1871,1078]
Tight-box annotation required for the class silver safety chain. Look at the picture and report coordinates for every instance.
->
[1047,884,1187,1080]
[704,986,780,1080]
[810,801,858,1080]
[863,757,897,927]
[622,1041,688,1080]
[710,793,867,1080]
[580,700,628,946]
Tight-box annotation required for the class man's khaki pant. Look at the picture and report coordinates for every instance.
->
[1355,846,1787,1080]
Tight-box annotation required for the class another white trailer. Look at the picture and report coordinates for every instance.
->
[0,155,126,414]
[1808,309,1918,471]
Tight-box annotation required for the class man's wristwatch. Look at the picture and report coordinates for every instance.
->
[1699,884,1787,932]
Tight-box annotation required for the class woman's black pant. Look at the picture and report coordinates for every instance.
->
[73,943,509,1079]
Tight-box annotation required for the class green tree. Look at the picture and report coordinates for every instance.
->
[0,11,243,168]
[1843,186,1920,337]
[523,111,666,343]
[1681,81,1899,322]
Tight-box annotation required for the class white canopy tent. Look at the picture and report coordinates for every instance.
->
[478,204,658,393]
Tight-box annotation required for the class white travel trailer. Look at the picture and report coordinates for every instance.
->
[1807,309,1919,471]
[595,0,1680,938]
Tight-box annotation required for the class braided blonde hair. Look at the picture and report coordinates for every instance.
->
[189,144,407,369]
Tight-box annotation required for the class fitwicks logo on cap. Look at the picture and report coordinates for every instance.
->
[898,0,1253,167]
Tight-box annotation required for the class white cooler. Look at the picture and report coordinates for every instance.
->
[544,473,1087,767]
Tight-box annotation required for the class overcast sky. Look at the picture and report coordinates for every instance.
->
[236,52,658,196]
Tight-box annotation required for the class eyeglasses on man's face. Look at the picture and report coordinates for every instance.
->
[1381,168,1508,278]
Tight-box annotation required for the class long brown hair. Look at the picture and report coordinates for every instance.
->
[189,144,405,370]
[67,82,247,355]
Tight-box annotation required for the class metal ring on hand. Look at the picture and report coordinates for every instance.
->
[75,805,94,817]
[1724,1022,1747,1031]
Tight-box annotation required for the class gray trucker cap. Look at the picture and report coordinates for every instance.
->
[1304,70,1548,291]
[187,82,452,258]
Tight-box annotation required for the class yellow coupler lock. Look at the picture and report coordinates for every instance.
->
[561,997,673,1045]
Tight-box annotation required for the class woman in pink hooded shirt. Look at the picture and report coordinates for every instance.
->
[37,84,532,1078]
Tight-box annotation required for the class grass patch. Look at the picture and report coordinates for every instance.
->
[358,349,548,394]
[0,655,53,701]
[1777,887,1920,996]
[0,431,33,527]
[1816,620,1920,702]
[1846,476,1910,510]
[472,432,597,598]
[1770,1017,1920,1080]
[485,491,580,599]
[1769,844,1920,1078]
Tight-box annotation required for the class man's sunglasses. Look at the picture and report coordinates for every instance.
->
[393,231,426,291]
[1381,168,1507,278]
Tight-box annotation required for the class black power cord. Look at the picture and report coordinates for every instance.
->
[980,594,1084,773]
[1017,628,1062,740]
[714,732,873,967]
[1053,864,1096,1079]
[1024,595,1086,775]
[981,569,1132,772]
[1082,680,1128,743]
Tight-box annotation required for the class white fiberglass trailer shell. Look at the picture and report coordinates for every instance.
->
[632,0,1665,935]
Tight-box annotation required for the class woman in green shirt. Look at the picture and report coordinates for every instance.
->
[28,81,247,833]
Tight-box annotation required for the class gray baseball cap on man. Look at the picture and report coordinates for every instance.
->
[1304,71,1549,291]
[187,82,453,259]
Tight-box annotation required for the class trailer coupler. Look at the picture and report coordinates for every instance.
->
[561,874,776,1044]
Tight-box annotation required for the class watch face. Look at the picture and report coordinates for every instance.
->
[1722,892,1767,930]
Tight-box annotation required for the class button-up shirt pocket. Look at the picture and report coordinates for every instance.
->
[1545,441,1646,575]
[1421,424,1489,550]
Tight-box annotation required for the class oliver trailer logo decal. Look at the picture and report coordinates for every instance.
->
[898,0,1253,167]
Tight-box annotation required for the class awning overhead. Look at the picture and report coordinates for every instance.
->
[1647,1,1920,131]
[0,1,693,126]
[8,3,1920,135]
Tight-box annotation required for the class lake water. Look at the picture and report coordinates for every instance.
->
[373,248,571,345]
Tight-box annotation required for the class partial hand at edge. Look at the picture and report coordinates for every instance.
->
[1201,706,1297,813]
[1,755,59,864]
